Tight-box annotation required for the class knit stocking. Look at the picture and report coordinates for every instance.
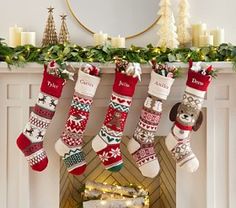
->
[16,61,65,171]
[92,63,140,172]
[165,61,213,172]
[55,64,100,175]
[128,68,174,178]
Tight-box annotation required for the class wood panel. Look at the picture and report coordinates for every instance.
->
[60,136,176,208]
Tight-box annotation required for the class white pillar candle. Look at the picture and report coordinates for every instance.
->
[9,25,23,47]
[192,23,207,47]
[210,28,224,46]
[199,34,213,47]
[111,35,125,48]
[93,31,108,46]
[21,32,36,46]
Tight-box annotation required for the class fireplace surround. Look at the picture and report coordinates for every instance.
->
[0,62,235,208]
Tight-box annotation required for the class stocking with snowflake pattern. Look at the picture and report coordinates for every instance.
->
[128,63,176,178]
[55,64,100,175]
[92,61,141,172]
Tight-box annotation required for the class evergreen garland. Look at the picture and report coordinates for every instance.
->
[1,38,236,76]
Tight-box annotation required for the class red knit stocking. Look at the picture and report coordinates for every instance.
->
[16,62,65,171]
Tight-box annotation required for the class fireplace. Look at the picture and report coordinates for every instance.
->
[0,62,235,208]
[59,136,176,208]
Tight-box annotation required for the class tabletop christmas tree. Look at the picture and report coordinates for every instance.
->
[177,0,191,47]
[58,14,70,44]
[157,0,179,49]
[42,6,58,46]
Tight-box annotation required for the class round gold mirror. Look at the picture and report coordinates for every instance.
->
[66,0,160,39]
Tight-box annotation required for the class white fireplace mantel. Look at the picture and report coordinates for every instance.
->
[0,62,235,208]
[0,61,234,73]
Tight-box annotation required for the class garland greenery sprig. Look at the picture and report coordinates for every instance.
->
[1,38,236,72]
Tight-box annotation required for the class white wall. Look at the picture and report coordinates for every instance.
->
[0,0,235,47]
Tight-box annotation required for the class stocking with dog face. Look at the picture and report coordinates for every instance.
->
[165,61,213,172]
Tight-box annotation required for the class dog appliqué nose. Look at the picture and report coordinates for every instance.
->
[183,114,188,119]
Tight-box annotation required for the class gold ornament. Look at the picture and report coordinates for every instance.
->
[58,14,70,44]
[42,6,58,46]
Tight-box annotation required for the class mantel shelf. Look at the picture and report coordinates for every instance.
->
[0,61,234,74]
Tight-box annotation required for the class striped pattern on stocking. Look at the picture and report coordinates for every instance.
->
[16,62,65,171]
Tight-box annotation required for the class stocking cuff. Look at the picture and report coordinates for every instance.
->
[75,70,101,98]
[40,66,65,98]
[186,70,212,92]
[148,70,174,100]
[113,71,138,97]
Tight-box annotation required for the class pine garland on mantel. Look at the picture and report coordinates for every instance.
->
[1,38,236,73]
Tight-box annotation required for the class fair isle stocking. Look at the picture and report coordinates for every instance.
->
[16,61,65,171]
[128,69,174,178]
[165,61,213,172]
[55,65,100,175]
[92,63,140,172]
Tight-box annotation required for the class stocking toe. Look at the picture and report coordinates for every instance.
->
[180,157,199,172]
[139,160,160,178]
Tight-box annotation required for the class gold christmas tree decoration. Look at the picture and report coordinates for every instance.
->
[58,14,70,44]
[42,6,58,46]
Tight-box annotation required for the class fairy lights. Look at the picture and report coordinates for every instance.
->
[2,41,236,76]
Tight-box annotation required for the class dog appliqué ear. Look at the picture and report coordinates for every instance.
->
[193,111,203,131]
[169,102,181,121]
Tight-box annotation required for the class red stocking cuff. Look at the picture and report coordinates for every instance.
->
[186,70,212,91]
[113,72,138,97]
[40,67,65,98]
